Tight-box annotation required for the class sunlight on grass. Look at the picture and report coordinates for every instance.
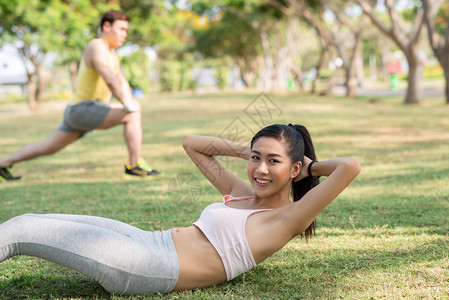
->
[1,93,449,299]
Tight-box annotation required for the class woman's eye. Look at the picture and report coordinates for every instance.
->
[251,155,260,160]
[269,159,279,163]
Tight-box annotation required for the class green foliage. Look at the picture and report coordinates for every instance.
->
[0,0,192,61]
[189,0,271,60]
[122,1,192,58]
[54,1,108,63]
[300,49,320,72]
[362,36,380,66]
[214,64,228,90]
[159,56,196,92]
[0,0,115,107]
[120,50,152,92]
[435,2,449,36]
[0,0,102,55]
[423,64,444,79]
[399,0,421,22]
[190,12,259,65]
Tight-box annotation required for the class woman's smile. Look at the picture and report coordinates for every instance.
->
[254,178,272,186]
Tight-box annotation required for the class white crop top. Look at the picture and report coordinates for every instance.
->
[193,195,271,280]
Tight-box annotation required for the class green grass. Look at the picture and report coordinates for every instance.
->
[1,92,449,299]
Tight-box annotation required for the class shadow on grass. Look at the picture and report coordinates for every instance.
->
[241,236,449,298]
[0,273,109,299]
[320,189,449,235]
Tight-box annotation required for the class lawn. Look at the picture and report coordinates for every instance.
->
[1,92,448,299]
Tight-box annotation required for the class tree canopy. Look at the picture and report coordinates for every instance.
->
[1,0,449,105]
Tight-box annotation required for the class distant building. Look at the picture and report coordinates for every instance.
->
[0,44,27,86]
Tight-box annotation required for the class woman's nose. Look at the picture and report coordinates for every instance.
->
[257,162,269,174]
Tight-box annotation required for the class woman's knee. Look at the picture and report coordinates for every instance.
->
[0,214,35,241]
[7,214,38,226]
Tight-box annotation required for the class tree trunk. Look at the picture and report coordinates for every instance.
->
[289,66,304,91]
[431,49,449,104]
[18,46,46,110]
[356,51,364,86]
[443,66,449,104]
[323,68,339,96]
[285,17,304,92]
[323,53,339,96]
[311,46,327,94]
[404,50,423,104]
[241,71,256,88]
[27,76,37,111]
[344,52,359,98]
[70,61,78,92]
[273,47,289,92]
[379,35,392,82]
[260,30,274,91]
[439,55,449,104]
[422,0,449,104]
[345,29,363,98]
[36,67,45,105]
[345,65,358,98]
[236,57,257,88]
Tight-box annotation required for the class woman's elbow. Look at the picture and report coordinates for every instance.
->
[182,135,193,150]
[347,158,362,176]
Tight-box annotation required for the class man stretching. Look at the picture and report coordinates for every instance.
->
[0,10,160,182]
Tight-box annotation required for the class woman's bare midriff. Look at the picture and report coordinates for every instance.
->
[170,225,227,291]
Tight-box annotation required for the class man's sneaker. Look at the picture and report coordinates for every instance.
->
[124,161,161,177]
[0,167,22,182]
[136,158,160,173]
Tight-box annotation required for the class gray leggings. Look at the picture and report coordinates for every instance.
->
[0,214,179,295]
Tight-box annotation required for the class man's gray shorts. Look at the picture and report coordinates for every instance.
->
[58,100,111,134]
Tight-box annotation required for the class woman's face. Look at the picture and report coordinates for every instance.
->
[247,136,300,198]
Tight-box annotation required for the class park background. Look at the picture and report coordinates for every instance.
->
[1,0,449,299]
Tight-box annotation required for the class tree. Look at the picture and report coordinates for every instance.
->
[55,1,107,91]
[189,0,315,91]
[258,10,307,91]
[190,2,263,88]
[0,0,104,109]
[120,1,202,92]
[284,17,306,91]
[269,0,367,98]
[356,0,425,104]
[121,0,189,56]
[422,0,449,104]
[1,0,52,109]
[326,1,368,98]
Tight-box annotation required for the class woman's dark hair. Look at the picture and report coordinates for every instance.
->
[250,124,319,239]
[100,10,129,31]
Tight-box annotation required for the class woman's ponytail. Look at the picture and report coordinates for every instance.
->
[291,124,319,240]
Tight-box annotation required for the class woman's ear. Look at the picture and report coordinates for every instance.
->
[291,161,302,179]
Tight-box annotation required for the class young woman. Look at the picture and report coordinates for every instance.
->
[0,124,361,295]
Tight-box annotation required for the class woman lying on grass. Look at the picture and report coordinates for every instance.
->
[0,124,361,295]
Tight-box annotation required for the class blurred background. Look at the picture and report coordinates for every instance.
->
[0,0,448,110]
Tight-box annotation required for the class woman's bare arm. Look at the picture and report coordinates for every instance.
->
[286,158,361,238]
[182,135,253,196]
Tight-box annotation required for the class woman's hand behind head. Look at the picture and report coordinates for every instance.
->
[294,156,312,182]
